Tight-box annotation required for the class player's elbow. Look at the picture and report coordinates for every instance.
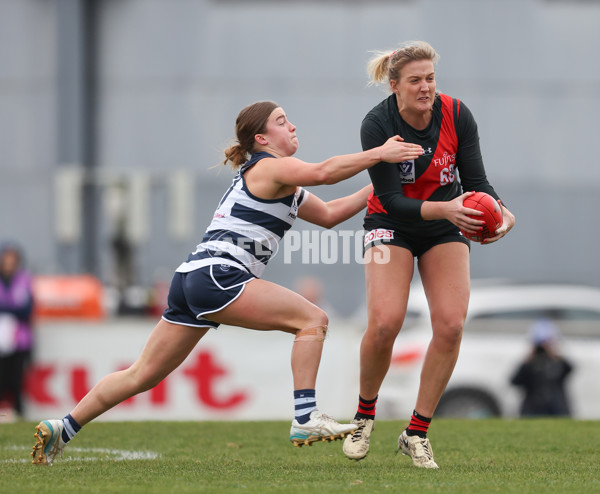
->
[307,209,338,229]
[322,206,350,229]
[319,216,338,229]
[311,162,341,185]
[379,195,422,222]
[312,168,335,185]
[323,175,341,185]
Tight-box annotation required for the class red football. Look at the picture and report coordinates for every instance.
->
[460,192,503,242]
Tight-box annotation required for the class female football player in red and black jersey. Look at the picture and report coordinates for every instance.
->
[343,41,515,467]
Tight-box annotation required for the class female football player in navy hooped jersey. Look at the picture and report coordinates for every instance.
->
[342,41,515,467]
[32,101,425,465]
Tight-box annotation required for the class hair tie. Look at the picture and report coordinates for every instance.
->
[389,50,397,60]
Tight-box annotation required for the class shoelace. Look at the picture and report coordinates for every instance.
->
[317,412,335,423]
[413,438,433,460]
[350,421,367,442]
[48,440,64,462]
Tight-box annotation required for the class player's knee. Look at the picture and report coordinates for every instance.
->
[366,316,404,349]
[432,318,464,349]
[294,323,328,343]
[316,309,329,328]
[292,307,329,342]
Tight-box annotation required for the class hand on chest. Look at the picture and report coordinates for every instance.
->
[397,140,457,184]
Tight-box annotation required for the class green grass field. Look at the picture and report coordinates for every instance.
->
[1,419,599,493]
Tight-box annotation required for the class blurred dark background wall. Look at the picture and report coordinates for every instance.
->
[1,0,599,316]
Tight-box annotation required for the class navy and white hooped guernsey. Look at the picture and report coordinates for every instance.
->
[176,152,309,278]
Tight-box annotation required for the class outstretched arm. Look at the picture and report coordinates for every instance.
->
[260,137,423,187]
[297,184,373,228]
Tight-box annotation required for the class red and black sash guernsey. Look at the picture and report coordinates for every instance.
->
[367,93,460,215]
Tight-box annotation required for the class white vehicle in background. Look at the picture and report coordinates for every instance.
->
[376,282,600,419]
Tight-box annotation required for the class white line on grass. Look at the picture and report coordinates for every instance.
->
[2,445,160,463]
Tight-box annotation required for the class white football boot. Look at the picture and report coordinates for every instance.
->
[398,430,439,469]
[342,418,375,460]
[31,420,67,466]
[289,410,357,447]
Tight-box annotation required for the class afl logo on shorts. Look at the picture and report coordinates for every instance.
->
[398,160,415,183]
[364,229,394,247]
[220,264,231,272]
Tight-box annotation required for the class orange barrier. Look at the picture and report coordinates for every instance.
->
[33,275,104,319]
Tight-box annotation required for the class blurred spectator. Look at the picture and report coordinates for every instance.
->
[148,280,170,318]
[0,242,34,420]
[294,276,338,319]
[510,314,574,417]
[295,276,324,306]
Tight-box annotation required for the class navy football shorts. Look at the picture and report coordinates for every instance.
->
[162,260,256,329]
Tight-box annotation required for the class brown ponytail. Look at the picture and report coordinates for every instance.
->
[222,101,279,169]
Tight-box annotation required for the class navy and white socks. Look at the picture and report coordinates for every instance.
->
[293,389,317,424]
[61,414,82,443]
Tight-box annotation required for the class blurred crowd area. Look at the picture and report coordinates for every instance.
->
[2,0,600,316]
